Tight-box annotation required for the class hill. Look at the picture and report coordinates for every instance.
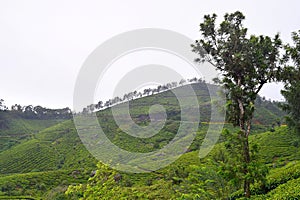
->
[64,126,300,200]
[0,111,67,152]
[0,82,288,199]
[0,83,284,173]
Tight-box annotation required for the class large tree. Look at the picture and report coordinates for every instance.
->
[192,11,283,197]
[281,30,300,133]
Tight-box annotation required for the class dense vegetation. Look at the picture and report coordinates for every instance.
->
[192,11,284,197]
[0,112,67,153]
[281,30,300,134]
[64,127,300,200]
[1,10,300,200]
[0,81,290,199]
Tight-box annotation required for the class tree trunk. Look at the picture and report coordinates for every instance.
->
[243,134,251,198]
[237,96,251,197]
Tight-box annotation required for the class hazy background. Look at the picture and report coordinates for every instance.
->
[1,0,299,109]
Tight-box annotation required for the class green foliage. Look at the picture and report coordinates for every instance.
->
[65,127,300,200]
[0,82,289,199]
[65,163,177,200]
[263,177,300,199]
[192,11,282,127]
[214,129,268,192]
[266,161,300,190]
[0,196,37,199]
[280,30,300,134]
[192,11,283,197]
[253,127,300,164]
[178,164,231,199]
[232,161,300,199]
[0,169,90,198]
[0,111,66,152]
[0,99,7,111]
[230,128,300,198]
[0,120,97,174]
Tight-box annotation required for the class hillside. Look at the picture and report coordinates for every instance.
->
[0,83,284,173]
[0,111,67,153]
[2,126,299,199]
[0,82,288,199]
[64,127,300,200]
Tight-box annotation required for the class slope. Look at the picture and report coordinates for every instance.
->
[0,111,66,152]
[0,82,287,198]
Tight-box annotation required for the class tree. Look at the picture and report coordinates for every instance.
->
[24,105,35,118]
[0,99,7,111]
[192,11,283,197]
[0,99,3,110]
[96,101,103,109]
[143,88,151,96]
[171,81,178,88]
[179,79,186,86]
[11,104,22,112]
[213,129,268,198]
[281,30,300,133]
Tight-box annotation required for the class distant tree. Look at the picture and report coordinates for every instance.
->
[189,77,197,83]
[197,78,204,83]
[123,94,128,101]
[0,99,8,129]
[281,30,300,133]
[0,99,7,111]
[23,105,35,118]
[192,11,283,197]
[166,83,172,89]
[143,88,151,96]
[86,104,95,113]
[127,92,134,100]
[104,100,111,108]
[179,79,186,86]
[137,92,142,98]
[11,104,22,112]
[82,107,89,114]
[33,106,45,118]
[0,99,3,110]
[171,81,177,88]
[111,96,122,105]
[96,101,103,109]
[133,91,137,98]
[11,104,17,111]
[161,85,168,91]
[157,85,162,93]
[151,89,157,95]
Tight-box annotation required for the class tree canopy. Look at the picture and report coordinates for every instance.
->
[192,11,283,197]
[281,30,300,133]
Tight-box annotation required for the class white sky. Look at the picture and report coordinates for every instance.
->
[0,0,299,109]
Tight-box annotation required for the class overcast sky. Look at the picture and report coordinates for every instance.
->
[1,0,300,109]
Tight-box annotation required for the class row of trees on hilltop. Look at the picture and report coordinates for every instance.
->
[81,77,207,114]
[0,99,71,120]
